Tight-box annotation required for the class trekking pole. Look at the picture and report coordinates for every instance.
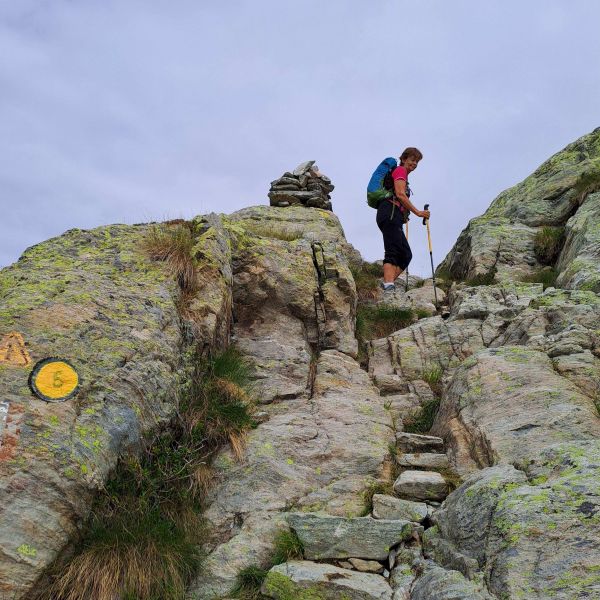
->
[422,204,439,306]
[405,219,409,292]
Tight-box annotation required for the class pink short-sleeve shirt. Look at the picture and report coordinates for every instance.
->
[392,165,408,181]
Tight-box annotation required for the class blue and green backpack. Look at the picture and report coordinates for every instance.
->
[366,157,397,209]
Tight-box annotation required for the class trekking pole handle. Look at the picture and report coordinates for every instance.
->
[422,203,429,226]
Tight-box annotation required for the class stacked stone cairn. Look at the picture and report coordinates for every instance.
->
[268,160,334,210]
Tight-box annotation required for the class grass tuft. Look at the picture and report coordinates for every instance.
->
[434,265,458,292]
[415,308,431,320]
[356,305,415,341]
[233,566,270,600]
[360,480,395,516]
[534,226,564,265]
[403,397,441,434]
[142,223,197,294]
[230,529,303,599]
[271,529,304,565]
[403,366,443,434]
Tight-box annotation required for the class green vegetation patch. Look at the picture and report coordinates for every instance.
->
[403,365,443,434]
[403,396,441,434]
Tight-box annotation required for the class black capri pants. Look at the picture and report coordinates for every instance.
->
[376,200,412,270]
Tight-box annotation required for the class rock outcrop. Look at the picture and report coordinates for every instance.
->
[439,127,600,291]
[2,128,600,600]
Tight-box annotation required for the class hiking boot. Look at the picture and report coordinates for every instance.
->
[380,282,396,292]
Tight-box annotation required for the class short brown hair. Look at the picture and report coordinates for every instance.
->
[399,147,423,163]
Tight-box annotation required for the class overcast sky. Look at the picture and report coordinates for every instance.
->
[1,1,599,276]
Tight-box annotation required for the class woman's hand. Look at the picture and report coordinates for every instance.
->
[416,209,431,220]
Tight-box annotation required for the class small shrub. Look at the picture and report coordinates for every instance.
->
[271,529,304,565]
[356,305,415,341]
[465,266,497,287]
[350,261,382,302]
[415,308,431,320]
[520,267,558,290]
[534,226,564,265]
[142,223,197,293]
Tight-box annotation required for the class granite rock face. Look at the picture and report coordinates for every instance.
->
[268,160,334,210]
[438,127,600,290]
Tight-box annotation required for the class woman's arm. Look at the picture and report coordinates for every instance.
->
[394,179,429,219]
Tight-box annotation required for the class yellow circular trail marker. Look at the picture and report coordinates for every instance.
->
[28,358,80,403]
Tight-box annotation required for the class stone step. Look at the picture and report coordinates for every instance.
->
[262,561,393,599]
[393,470,448,502]
[372,494,428,523]
[348,558,385,574]
[397,452,450,470]
[287,512,415,561]
[396,432,445,453]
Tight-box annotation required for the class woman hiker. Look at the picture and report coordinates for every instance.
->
[377,147,430,291]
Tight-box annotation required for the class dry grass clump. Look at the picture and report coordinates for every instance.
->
[142,223,198,293]
[39,347,255,600]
